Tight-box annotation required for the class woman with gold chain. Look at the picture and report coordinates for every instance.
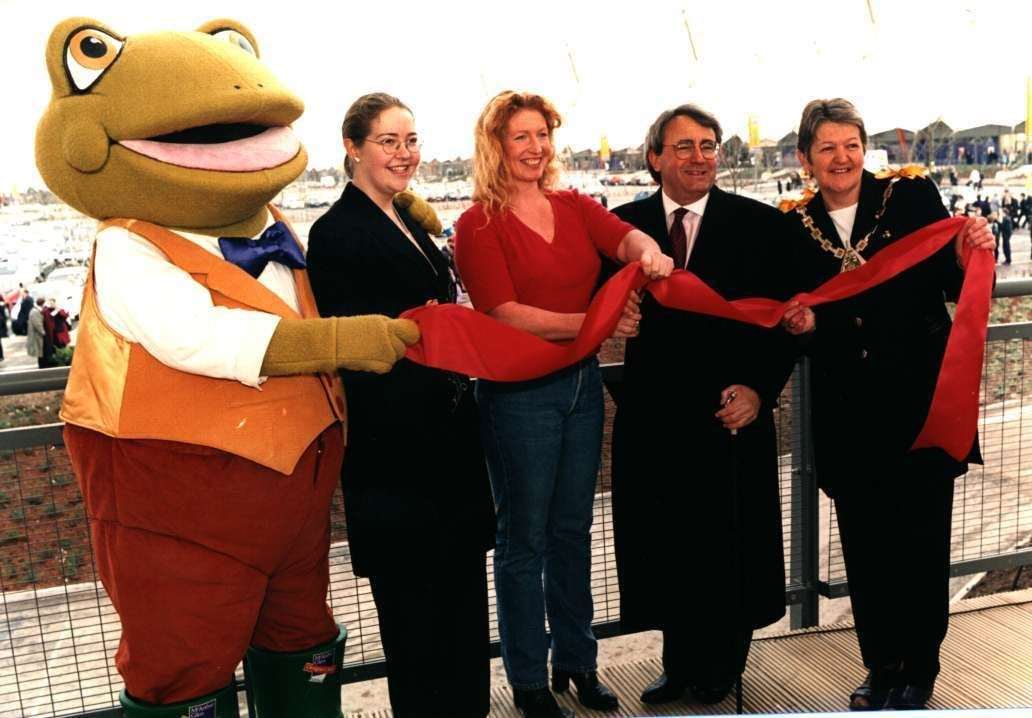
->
[780,99,994,711]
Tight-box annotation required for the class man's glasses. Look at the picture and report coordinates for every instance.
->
[665,141,718,159]
[368,137,422,155]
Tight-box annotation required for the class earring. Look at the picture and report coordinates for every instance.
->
[353,156,361,163]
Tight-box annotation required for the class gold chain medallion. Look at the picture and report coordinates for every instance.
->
[795,179,898,272]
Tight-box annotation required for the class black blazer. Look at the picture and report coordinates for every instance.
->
[609,187,795,634]
[308,182,494,576]
[783,170,981,492]
[615,186,796,409]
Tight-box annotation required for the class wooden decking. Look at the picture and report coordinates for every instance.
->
[344,588,1032,717]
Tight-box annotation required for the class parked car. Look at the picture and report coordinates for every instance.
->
[995,165,1032,183]
[45,265,88,286]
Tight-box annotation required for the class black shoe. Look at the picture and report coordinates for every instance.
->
[640,672,688,704]
[513,687,574,718]
[552,670,618,711]
[689,681,735,704]
[848,670,897,711]
[888,681,935,710]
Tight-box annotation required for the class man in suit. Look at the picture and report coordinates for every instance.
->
[610,104,796,705]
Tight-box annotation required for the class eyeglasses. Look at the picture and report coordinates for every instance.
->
[664,141,718,159]
[367,137,422,155]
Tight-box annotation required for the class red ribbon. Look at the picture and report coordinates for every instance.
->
[403,216,991,461]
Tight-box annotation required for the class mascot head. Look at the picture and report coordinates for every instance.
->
[35,18,307,234]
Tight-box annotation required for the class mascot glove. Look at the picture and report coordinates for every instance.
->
[394,191,443,236]
[261,316,420,376]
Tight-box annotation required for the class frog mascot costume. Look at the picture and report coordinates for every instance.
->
[35,18,425,718]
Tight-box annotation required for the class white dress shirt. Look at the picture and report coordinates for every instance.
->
[828,203,866,266]
[93,216,303,388]
[828,203,859,249]
[662,190,709,266]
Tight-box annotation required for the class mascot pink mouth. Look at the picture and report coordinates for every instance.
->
[119,125,299,172]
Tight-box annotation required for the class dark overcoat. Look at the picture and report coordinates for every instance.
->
[307,182,495,577]
[610,187,795,634]
[13,295,33,335]
[782,171,981,493]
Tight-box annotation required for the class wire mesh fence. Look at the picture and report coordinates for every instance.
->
[0,327,1030,716]
[821,330,1032,588]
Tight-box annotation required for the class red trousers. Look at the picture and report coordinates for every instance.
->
[65,424,344,704]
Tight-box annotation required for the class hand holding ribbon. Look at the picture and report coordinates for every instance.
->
[402,216,992,461]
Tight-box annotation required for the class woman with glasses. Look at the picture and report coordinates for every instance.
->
[454,90,673,718]
[780,98,994,711]
[308,93,496,718]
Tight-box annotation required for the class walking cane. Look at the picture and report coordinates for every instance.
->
[723,391,745,715]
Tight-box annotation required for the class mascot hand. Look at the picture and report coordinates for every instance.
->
[394,191,442,236]
[261,316,420,376]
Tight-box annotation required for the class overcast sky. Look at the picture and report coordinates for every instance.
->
[2,0,1030,190]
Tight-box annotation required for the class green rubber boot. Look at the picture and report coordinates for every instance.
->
[120,682,238,717]
[246,625,347,718]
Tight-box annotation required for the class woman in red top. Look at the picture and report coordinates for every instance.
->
[455,90,673,718]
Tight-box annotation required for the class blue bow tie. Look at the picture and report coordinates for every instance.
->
[218,221,307,278]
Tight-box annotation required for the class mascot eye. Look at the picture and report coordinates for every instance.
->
[65,28,123,91]
[212,29,257,56]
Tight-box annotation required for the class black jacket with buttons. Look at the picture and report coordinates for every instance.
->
[308,182,495,575]
[784,170,981,493]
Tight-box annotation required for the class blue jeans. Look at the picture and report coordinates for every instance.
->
[475,358,603,689]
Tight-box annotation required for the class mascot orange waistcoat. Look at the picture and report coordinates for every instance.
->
[35,18,424,718]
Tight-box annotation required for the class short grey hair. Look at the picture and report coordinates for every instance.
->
[796,98,867,160]
[645,104,723,183]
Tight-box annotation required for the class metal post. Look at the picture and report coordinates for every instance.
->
[789,359,820,629]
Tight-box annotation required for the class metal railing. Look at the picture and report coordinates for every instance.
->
[1,284,1032,717]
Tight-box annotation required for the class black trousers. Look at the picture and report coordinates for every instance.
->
[367,551,491,718]
[662,624,752,687]
[834,473,954,684]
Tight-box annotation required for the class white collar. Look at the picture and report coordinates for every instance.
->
[661,189,710,219]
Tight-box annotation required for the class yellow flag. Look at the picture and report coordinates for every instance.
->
[748,115,760,147]
[600,135,611,162]
[1026,77,1031,189]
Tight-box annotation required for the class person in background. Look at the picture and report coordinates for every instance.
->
[999,209,1013,265]
[455,90,673,718]
[780,98,995,711]
[307,92,495,718]
[987,212,1003,264]
[0,298,7,361]
[27,297,47,368]
[48,299,71,349]
[13,288,33,336]
[41,298,57,367]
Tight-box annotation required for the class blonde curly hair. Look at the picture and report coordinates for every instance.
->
[471,91,562,218]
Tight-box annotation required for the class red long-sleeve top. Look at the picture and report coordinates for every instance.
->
[455,189,632,314]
